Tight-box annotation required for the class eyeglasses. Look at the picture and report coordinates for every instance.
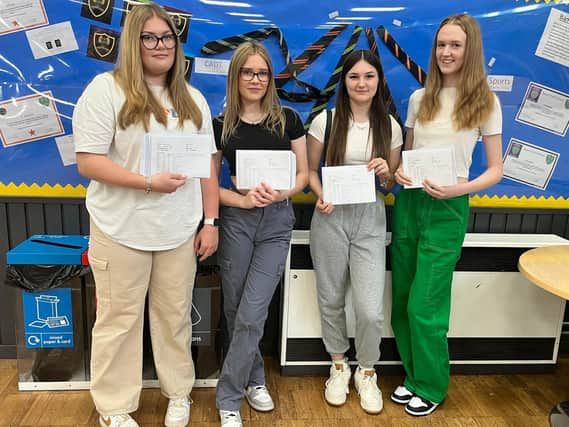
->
[140,33,177,50]
[239,68,271,82]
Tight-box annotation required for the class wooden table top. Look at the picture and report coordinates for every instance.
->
[518,245,569,299]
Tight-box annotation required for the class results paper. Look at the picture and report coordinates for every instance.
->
[140,134,211,178]
[321,164,376,205]
[401,147,457,189]
[236,150,296,190]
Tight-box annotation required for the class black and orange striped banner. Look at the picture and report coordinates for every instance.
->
[376,25,427,86]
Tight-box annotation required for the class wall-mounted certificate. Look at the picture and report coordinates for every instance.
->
[516,82,569,137]
[236,150,296,190]
[140,134,212,178]
[0,91,64,147]
[322,164,376,205]
[0,0,48,35]
[401,147,457,189]
[503,138,559,190]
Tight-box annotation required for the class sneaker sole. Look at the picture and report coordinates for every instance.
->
[390,394,412,405]
[324,391,348,407]
[165,419,189,427]
[361,405,383,415]
[354,383,383,414]
[245,396,274,412]
[325,398,348,406]
[404,403,439,417]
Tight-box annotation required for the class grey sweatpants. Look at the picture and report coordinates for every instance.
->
[310,197,387,368]
[216,200,295,411]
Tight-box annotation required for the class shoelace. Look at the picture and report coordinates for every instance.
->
[326,366,347,386]
[249,385,272,403]
[167,398,190,417]
[359,372,380,393]
[250,385,269,396]
[222,411,239,421]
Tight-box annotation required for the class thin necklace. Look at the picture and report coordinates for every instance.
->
[241,112,266,125]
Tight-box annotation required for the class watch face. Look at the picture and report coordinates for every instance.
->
[205,218,219,226]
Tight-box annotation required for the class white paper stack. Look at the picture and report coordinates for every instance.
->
[322,164,376,205]
[401,147,457,188]
[236,150,296,190]
[140,133,211,178]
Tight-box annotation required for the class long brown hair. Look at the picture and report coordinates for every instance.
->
[417,13,495,130]
[326,50,392,167]
[113,3,202,131]
[220,41,285,144]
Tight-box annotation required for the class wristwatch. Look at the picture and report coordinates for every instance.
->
[204,217,220,227]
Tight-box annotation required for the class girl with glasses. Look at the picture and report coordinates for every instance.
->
[212,41,308,427]
[73,4,219,427]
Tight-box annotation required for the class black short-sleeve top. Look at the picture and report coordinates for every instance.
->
[213,107,305,176]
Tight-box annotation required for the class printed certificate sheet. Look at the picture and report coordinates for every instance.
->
[0,0,48,35]
[535,8,569,69]
[140,134,212,178]
[402,147,457,189]
[515,82,569,137]
[0,91,64,147]
[503,138,559,190]
[236,150,296,190]
[322,165,376,205]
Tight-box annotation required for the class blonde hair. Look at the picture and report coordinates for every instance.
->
[113,3,202,131]
[220,41,285,144]
[417,13,495,130]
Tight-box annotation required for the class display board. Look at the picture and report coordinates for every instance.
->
[0,0,568,207]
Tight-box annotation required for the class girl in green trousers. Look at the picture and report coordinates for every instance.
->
[390,13,503,416]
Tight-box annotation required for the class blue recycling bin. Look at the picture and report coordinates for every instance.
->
[6,235,90,390]
[7,235,223,390]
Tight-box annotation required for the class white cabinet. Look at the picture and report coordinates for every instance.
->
[280,231,568,374]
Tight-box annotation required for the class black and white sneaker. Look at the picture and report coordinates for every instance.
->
[405,395,439,416]
[390,385,413,404]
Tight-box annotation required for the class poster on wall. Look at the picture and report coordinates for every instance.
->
[503,138,559,191]
[515,82,569,137]
[0,92,65,147]
[0,0,49,35]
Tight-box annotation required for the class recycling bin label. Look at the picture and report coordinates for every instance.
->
[22,288,74,348]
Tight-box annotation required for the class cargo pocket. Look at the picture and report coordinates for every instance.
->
[88,254,110,312]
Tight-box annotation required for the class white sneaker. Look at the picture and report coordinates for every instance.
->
[391,384,413,404]
[99,414,139,427]
[164,397,190,427]
[245,385,275,412]
[405,395,440,416]
[354,367,383,414]
[324,360,352,406]
[219,410,243,427]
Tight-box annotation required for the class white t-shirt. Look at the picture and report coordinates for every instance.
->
[405,87,502,178]
[73,72,216,251]
[308,109,403,164]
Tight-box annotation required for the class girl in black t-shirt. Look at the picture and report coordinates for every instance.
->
[212,41,308,427]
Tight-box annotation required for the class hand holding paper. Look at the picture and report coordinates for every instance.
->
[236,150,296,190]
[140,133,212,178]
[322,165,376,205]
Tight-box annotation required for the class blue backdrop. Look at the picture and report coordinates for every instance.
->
[0,0,568,207]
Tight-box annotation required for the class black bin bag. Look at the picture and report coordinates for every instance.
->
[5,264,89,291]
